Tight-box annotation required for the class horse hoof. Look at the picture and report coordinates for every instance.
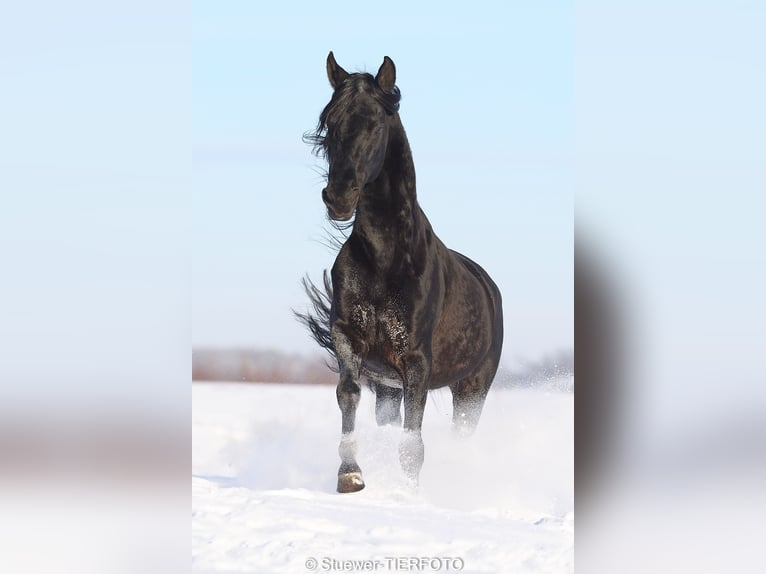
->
[337,472,365,493]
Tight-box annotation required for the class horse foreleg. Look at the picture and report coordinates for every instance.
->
[336,373,364,493]
[398,351,430,482]
[334,327,365,493]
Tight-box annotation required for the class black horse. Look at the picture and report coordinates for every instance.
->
[298,52,503,493]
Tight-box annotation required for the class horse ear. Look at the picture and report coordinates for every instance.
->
[326,51,348,89]
[375,56,396,92]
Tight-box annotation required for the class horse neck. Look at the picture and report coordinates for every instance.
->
[352,114,425,270]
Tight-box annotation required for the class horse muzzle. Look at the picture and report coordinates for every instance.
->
[322,186,359,221]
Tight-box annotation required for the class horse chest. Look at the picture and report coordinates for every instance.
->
[351,301,409,359]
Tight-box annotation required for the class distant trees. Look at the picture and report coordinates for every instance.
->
[192,347,574,391]
[192,348,336,384]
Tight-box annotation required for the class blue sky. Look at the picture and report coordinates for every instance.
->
[193,1,574,362]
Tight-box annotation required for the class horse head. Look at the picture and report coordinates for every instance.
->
[315,52,400,221]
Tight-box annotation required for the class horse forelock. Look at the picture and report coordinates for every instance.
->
[304,73,401,159]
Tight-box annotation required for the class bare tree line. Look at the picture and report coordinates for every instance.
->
[192,348,336,385]
[193,347,573,392]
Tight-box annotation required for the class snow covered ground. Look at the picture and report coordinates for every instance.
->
[192,381,573,574]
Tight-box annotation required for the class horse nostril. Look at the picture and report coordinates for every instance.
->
[322,188,332,205]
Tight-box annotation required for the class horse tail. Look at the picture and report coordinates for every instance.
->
[294,270,337,363]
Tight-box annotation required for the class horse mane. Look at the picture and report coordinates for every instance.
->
[303,74,401,159]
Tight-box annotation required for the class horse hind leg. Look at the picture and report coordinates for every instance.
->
[374,383,402,426]
[450,372,493,436]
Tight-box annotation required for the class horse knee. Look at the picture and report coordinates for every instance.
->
[336,377,360,408]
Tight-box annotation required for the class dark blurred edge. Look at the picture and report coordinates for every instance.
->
[574,238,625,505]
